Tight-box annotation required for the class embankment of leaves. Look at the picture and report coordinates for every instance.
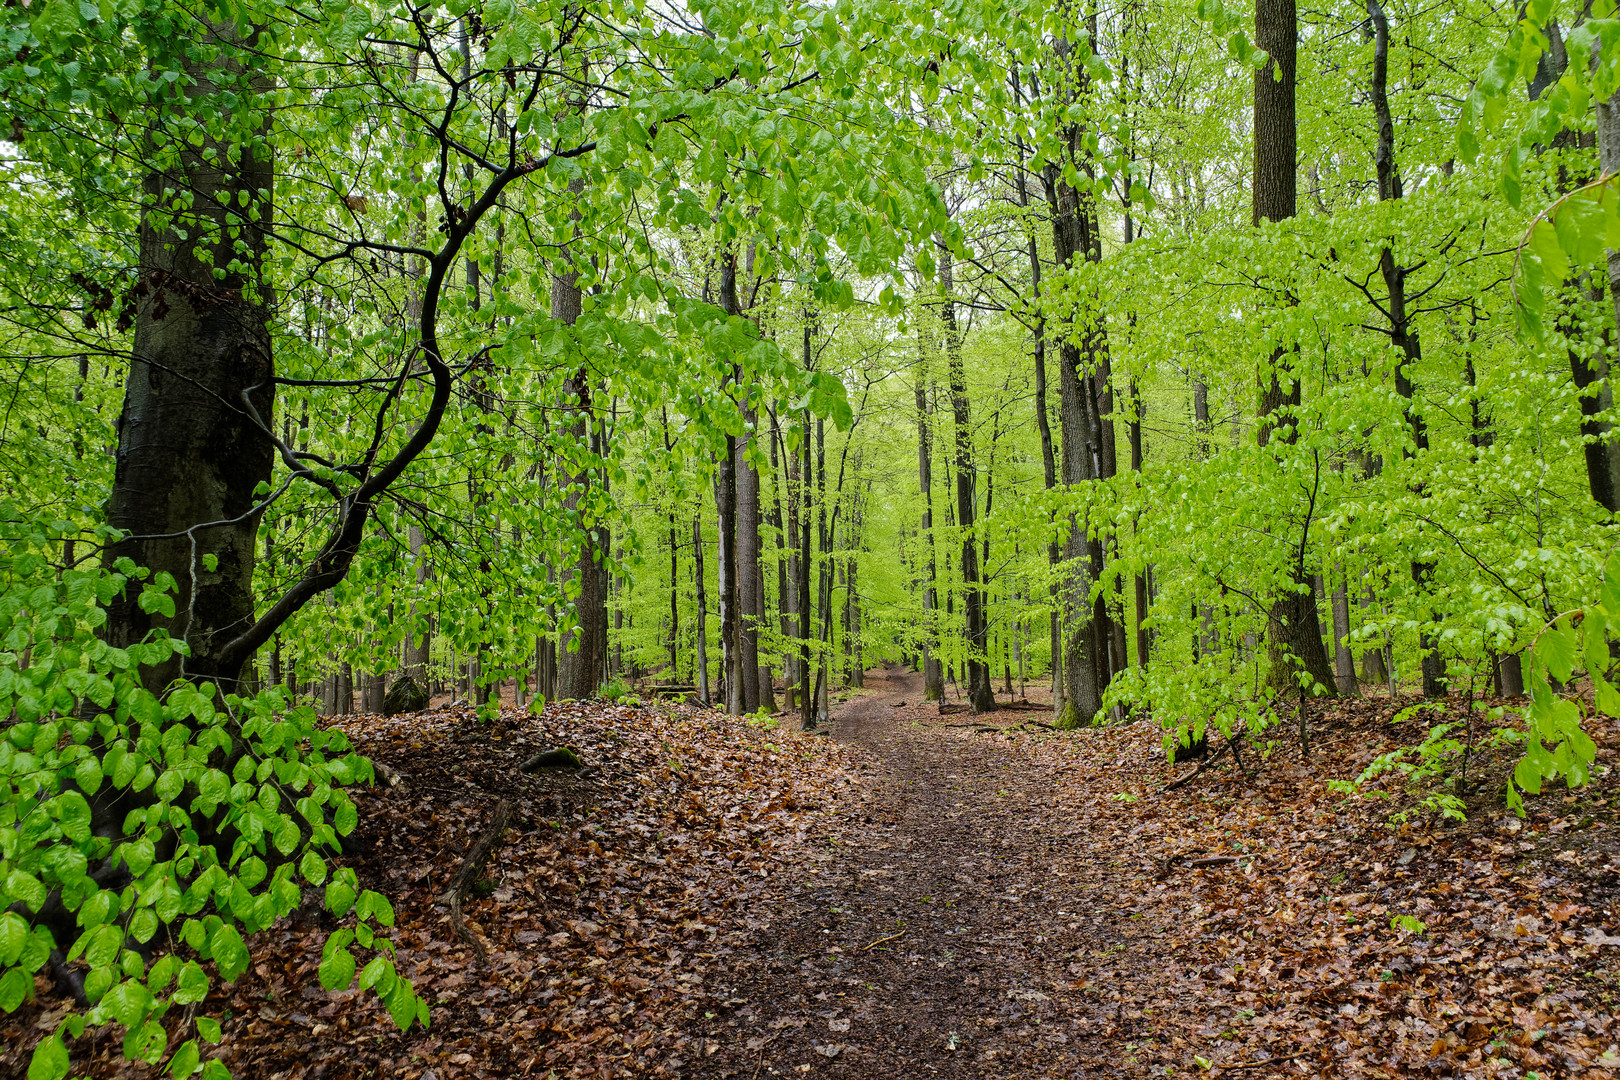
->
[1004,695,1620,1077]
[0,699,865,1080]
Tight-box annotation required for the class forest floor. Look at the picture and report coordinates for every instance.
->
[690,666,1620,1080]
[4,668,1620,1079]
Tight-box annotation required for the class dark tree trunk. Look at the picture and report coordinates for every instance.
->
[105,27,275,695]
[1369,0,1445,698]
[1253,0,1338,700]
[693,510,710,704]
[735,416,762,713]
[798,404,815,730]
[938,238,996,714]
[554,233,604,700]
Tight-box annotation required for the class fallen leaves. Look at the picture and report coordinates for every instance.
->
[0,697,861,1080]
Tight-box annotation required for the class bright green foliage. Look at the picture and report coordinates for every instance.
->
[0,507,422,1078]
[1506,554,1620,813]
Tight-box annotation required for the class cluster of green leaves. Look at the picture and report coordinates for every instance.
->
[0,507,421,1079]
[1509,554,1620,812]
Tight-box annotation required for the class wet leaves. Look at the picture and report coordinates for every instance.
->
[0,698,858,1080]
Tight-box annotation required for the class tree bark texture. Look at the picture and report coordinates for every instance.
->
[105,25,275,694]
[938,238,996,714]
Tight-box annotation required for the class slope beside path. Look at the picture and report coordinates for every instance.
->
[688,667,1620,1079]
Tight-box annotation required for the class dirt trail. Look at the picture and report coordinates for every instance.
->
[689,666,1173,1079]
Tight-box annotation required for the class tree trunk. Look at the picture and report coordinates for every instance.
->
[1369,0,1445,698]
[735,412,763,713]
[799,404,816,729]
[693,511,710,704]
[1591,70,1620,513]
[553,223,603,701]
[104,24,275,694]
[1330,567,1358,696]
[938,237,996,714]
[913,356,945,701]
[1253,0,1338,700]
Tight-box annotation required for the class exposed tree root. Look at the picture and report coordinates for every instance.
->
[436,799,514,963]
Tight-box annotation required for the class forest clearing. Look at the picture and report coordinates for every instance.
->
[5,0,1620,1076]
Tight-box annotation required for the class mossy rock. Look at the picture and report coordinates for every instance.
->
[1052,701,1086,730]
[382,674,429,716]
[521,746,583,772]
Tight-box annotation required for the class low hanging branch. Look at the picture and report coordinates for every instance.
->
[437,799,514,963]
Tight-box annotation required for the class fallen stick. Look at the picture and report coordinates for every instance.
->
[1214,1051,1306,1073]
[1161,735,1240,792]
[1155,854,1241,880]
[861,929,906,951]
[437,799,514,962]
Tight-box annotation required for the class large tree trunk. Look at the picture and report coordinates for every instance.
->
[105,25,275,695]
[1253,0,1338,700]
[938,237,996,714]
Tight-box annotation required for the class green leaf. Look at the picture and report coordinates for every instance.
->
[169,1039,201,1078]
[196,1016,221,1043]
[318,945,355,991]
[26,1034,68,1080]
[0,966,31,1012]
[208,925,248,983]
[1538,626,1579,684]
[383,974,419,1030]
[299,851,327,886]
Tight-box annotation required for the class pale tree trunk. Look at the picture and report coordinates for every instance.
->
[1330,568,1358,696]
[735,412,763,713]
[913,345,945,701]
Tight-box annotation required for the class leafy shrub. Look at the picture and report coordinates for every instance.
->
[0,508,423,1080]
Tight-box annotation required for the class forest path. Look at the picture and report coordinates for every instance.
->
[689,665,1178,1079]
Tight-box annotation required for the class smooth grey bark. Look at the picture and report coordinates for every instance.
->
[735,412,763,713]
[913,340,945,702]
[1330,567,1358,696]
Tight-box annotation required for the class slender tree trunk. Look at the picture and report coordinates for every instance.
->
[913,351,945,701]
[938,237,996,714]
[735,410,763,713]
[693,511,710,704]
[1369,0,1444,698]
[798,404,815,729]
